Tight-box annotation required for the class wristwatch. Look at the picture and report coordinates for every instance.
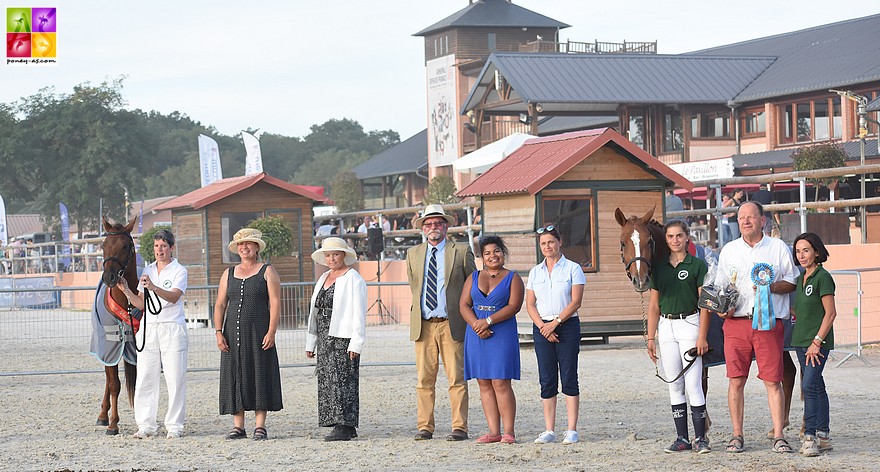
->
[555,316,564,324]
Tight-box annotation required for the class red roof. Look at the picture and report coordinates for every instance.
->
[457,128,693,197]
[154,173,330,211]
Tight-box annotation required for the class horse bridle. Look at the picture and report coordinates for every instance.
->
[103,230,163,352]
[103,231,135,279]
[620,236,656,281]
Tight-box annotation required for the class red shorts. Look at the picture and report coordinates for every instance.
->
[722,317,784,382]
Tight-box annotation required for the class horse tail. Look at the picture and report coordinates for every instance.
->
[123,360,137,408]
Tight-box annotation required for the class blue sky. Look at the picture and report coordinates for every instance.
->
[2,0,876,141]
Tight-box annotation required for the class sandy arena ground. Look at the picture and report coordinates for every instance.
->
[1,334,877,472]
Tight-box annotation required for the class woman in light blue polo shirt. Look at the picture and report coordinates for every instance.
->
[525,224,585,445]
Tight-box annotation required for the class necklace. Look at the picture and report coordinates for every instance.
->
[487,269,504,278]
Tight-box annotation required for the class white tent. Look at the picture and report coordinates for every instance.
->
[452,133,533,174]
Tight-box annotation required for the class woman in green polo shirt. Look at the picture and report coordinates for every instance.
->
[792,232,837,457]
[646,220,711,454]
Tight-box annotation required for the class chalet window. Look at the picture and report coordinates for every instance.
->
[690,111,730,138]
[742,108,766,136]
[541,197,595,272]
[222,212,261,264]
[777,97,843,145]
[627,110,646,150]
[663,108,683,152]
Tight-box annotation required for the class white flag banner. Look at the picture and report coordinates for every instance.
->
[0,194,7,246]
[242,132,264,176]
[198,134,223,187]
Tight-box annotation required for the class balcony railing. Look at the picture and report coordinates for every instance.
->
[518,39,657,55]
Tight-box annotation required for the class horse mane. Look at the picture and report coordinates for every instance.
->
[647,219,670,263]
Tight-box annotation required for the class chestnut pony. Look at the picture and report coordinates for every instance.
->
[95,217,139,435]
[615,206,668,293]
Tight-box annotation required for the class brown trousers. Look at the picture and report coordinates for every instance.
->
[415,319,468,433]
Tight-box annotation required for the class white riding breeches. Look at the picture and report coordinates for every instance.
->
[133,321,188,434]
[657,314,705,407]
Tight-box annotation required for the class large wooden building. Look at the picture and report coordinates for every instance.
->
[458,128,691,328]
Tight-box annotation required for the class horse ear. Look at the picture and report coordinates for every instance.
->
[102,217,113,233]
[614,208,628,226]
[124,216,138,233]
[642,205,655,222]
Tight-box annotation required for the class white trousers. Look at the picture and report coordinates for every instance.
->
[134,321,188,434]
[657,314,705,407]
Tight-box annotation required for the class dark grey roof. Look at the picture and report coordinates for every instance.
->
[462,53,776,114]
[689,14,880,103]
[415,0,569,36]
[352,129,428,180]
[538,115,618,135]
[868,96,880,112]
[733,140,880,171]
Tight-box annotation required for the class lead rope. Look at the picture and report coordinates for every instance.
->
[128,287,162,353]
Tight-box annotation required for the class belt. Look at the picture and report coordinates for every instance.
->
[661,311,697,320]
[423,317,448,323]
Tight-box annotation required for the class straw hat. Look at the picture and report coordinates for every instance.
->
[227,228,267,254]
[413,204,456,227]
[312,237,358,266]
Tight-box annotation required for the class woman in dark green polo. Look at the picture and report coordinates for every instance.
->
[646,220,712,454]
[791,232,836,457]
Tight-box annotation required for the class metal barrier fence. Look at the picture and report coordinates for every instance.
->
[829,268,879,366]
[0,282,415,375]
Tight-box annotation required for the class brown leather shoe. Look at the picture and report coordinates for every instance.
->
[446,429,468,441]
[414,429,433,440]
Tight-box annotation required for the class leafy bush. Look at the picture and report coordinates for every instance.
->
[246,215,293,262]
[137,224,172,264]
[791,143,847,192]
[424,175,458,205]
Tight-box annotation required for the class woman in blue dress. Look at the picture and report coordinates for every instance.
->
[459,235,525,444]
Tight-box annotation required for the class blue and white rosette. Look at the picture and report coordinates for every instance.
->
[751,263,775,331]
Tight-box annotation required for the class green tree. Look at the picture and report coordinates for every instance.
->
[292,149,370,190]
[0,104,28,212]
[424,175,458,205]
[246,215,293,262]
[792,143,847,200]
[16,79,155,236]
[137,224,172,264]
[330,171,364,214]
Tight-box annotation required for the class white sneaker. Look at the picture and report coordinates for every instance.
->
[562,430,579,444]
[166,430,182,439]
[132,429,157,439]
[534,430,557,443]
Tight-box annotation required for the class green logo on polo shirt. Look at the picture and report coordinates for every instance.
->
[805,285,813,296]
[677,270,688,280]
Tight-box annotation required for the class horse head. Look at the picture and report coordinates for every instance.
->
[101,216,138,288]
[615,206,659,292]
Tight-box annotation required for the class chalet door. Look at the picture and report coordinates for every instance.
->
[266,209,303,282]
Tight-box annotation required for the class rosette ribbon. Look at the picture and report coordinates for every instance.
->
[751,262,775,331]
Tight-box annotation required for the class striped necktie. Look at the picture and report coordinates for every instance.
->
[426,247,438,311]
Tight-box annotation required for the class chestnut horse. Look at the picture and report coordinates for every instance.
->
[94,217,139,435]
[615,206,668,292]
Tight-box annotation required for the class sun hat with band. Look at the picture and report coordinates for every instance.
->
[413,204,456,227]
[312,237,358,266]
[227,228,267,254]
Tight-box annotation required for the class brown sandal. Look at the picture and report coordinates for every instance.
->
[725,435,744,453]
[772,437,793,453]
[226,427,246,440]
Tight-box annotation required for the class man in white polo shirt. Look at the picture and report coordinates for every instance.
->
[714,202,797,453]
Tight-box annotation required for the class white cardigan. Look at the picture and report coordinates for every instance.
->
[306,268,367,354]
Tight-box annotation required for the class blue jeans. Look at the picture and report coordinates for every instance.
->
[533,319,580,399]
[796,347,831,435]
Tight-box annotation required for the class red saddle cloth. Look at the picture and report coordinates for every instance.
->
[105,288,140,333]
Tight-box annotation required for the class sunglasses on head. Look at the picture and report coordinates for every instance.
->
[536,225,556,234]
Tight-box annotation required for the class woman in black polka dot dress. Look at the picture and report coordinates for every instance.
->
[214,229,283,441]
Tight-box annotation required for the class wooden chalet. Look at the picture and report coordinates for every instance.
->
[458,128,692,333]
[154,172,329,287]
